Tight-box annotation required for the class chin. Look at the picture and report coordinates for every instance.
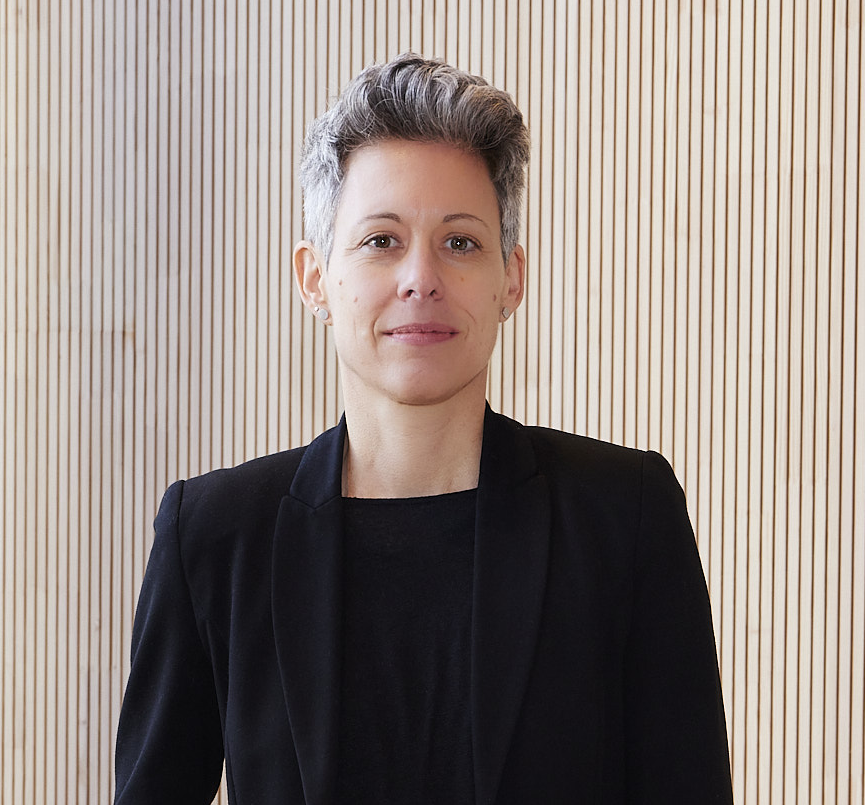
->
[390,386,460,407]
[388,370,488,408]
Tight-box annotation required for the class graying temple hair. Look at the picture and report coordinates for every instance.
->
[299,52,530,264]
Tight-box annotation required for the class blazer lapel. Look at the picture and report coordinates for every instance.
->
[472,408,551,805]
[271,418,347,805]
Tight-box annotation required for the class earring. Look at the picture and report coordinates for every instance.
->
[501,307,511,320]
[314,305,330,321]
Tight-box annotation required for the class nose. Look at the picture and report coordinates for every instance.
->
[396,243,443,301]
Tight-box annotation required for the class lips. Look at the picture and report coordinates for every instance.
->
[384,322,459,344]
[386,322,457,334]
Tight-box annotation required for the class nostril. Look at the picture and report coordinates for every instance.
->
[401,286,440,300]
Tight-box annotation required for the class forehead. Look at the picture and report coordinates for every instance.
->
[336,140,499,223]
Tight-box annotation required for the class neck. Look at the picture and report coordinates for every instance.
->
[341,385,487,499]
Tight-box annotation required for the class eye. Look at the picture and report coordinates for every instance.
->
[447,236,478,252]
[363,234,396,249]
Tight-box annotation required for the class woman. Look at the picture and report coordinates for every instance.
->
[114,53,733,804]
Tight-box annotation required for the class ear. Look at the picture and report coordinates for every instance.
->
[293,240,331,322]
[501,244,526,314]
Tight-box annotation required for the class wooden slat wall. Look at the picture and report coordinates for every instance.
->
[1,1,863,802]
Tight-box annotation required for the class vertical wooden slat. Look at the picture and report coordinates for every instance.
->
[32,0,49,798]
[613,0,624,443]
[289,0,305,447]
[558,0,578,436]
[741,1,761,798]
[79,0,95,797]
[852,11,865,796]
[117,0,136,798]
[585,0,602,436]
[823,63,842,794]
[274,0,288,455]
[758,3,780,800]
[9,2,26,795]
[621,0,639,448]
[244,0,259,458]
[843,10,863,805]
[189,0,204,474]
[66,2,83,800]
[1,0,10,799]
[509,0,530,425]
[522,0,541,426]
[825,7,848,803]
[634,0,651,452]
[647,0,664,453]
[285,0,299,448]
[538,0,554,427]
[684,0,703,518]
[812,0,834,797]
[786,0,806,794]
[264,0,279,455]
[210,0,225,467]
[221,0,236,466]
[197,0,212,473]
[671,0,688,475]
[179,0,194,478]
[659,0,675,460]
[776,1,796,801]
[598,0,616,443]
[54,0,71,799]
[697,0,717,619]
[104,0,120,794]
[800,0,821,798]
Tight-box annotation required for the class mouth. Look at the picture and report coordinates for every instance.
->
[384,322,459,344]
[385,323,458,335]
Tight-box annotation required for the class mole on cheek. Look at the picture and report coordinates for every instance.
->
[339,280,343,286]
[354,297,359,303]
[493,294,498,301]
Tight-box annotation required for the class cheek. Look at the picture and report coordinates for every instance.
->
[330,293,379,346]
[330,280,365,311]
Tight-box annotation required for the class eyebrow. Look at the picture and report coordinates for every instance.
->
[358,212,491,230]
[442,212,490,230]
[359,212,402,224]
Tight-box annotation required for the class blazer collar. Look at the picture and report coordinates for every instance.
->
[271,408,550,805]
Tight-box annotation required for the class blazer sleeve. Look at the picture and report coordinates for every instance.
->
[624,451,733,803]
[114,480,224,804]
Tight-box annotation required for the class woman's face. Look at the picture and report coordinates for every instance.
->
[295,139,524,410]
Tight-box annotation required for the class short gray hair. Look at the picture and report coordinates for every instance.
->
[299,52,530,264]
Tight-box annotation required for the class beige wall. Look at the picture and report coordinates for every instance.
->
[2,1,863,802]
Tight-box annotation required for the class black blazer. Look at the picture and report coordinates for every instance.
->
[114,408,733,804]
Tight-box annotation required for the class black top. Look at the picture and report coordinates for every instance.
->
[337,489,477,804]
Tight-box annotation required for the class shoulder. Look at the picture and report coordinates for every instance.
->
[153,446,310,610]
[524,422,678,499]
[178,446,308,524]
[487,411,685,542]
[491,410,665,494]
[521,421,643,473]
[152,446,310,551]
